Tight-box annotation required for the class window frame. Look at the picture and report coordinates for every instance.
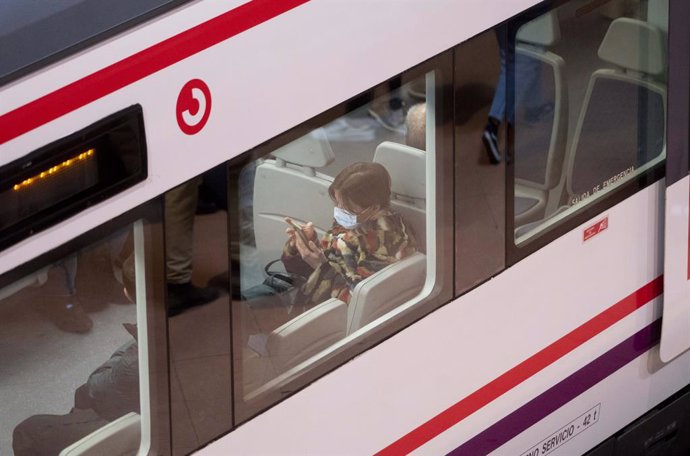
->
[226,50,455,425]
[504,0,671,266]
[0,198,170,455]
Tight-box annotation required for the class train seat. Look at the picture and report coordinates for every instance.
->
[59,412,140,456]
[266,297,347,373]
[563,18,666,207]
[373,141,426,252]
[513,11,568,226]
[249,250,425,390]
[252,128,335,272]
[346,251,426,335]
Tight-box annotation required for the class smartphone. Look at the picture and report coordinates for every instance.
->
[285,218,313,250]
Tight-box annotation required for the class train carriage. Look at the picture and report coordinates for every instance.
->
[1,0,689,455]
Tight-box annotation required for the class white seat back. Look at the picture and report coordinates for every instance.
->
[564,18,666,203]
[514,12,568,226]
[59,412,140,456]
[253,128,335,271]
[373,141,426,252]
[516,11,561,46]
[346,252,426,335]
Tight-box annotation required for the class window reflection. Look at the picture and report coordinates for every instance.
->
[232,76,435,419]
[512,0,668,242]
[0,224,152,456]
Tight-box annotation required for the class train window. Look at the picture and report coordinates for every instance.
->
[163,175,234,454]
[228,56,453,422]
[508,0,668,250]
[0,0,192,85]
[0,203,168,456]
[454,28,507,294]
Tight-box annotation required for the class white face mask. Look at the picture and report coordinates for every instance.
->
[333,207,358,229]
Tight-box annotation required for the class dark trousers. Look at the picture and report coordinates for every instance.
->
[13,408,108,456]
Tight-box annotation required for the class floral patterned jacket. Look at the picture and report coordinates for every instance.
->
[281,209,416,308]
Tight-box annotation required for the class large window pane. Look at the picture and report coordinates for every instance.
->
[0,210,166,455]
[455,28,506,293]
[163,176,233,456]
[511,0,668,245]
[230,68,451,421]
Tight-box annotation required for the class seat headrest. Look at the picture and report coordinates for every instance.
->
[598,18,665,75]
[517,12,561,47]
[272,128,335,168]
[373,141,425,200]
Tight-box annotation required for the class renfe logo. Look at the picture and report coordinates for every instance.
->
[583,216,608,242]
[176,79,212,135]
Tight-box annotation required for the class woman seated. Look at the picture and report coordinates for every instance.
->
[281,161,416,313]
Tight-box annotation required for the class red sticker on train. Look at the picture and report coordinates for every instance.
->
[583,217,608,242]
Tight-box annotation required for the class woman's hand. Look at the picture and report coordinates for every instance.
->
[285,218,316,247]
[285,219,326,268]
[297,238,327,269]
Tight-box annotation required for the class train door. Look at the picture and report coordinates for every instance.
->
[660,0,690,363]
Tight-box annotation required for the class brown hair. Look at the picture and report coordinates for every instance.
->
[328,162,391,213]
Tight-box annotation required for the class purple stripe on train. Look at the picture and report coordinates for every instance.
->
[447,320,662,456]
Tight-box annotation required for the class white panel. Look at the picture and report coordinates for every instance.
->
[199,183,688,455]
[0,0,541,275]
[661,176,690,361]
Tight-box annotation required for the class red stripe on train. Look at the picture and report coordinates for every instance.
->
[0,0,310,146]
[376,276,664,456]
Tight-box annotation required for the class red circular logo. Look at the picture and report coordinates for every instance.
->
[176,79,212,135]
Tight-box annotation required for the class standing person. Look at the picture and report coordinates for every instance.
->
[482,26,547,164]
[165,179,219,316]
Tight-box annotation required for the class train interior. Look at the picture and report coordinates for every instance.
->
[0,0,671,455]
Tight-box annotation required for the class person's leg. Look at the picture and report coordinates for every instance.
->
[515,46,553,124]
[165,178,219,316]
[165,179,199,285]
[483,28,509,164]
[45,256,93,333]
[13,409,109,456]
[488,47,507,123]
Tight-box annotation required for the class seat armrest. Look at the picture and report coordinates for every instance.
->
[267,298,347,373]
[59,412,140,456]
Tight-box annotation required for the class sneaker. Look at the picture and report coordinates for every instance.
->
[322,118,376,142]
[482,126,501,164]
[47,299,93,333]
[168,282,220,316]
[368,107,406,134]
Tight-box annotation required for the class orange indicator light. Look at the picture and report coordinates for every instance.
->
[12,149,95,192]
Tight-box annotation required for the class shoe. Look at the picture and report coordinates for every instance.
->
[47,299,93,333]
[368,107,406,134]
[322,118,376,142]
[482,126,501,164]
[168,282,220,316]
